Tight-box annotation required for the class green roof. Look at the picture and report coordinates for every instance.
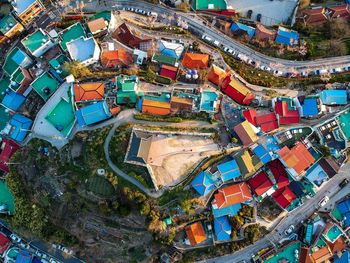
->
[31,72,59,101]
[13,69,25,85]
[192,0,227,10]
[0,14,18,35]
[21,29,49,53]
[264,242,301,263]
[45,96,76,137]
[0,77,11,100]
[117,92,137,104]
[3,47,25,76]
[92,11,111,22]
[49,55,69,77]
[0,105,10,131]
[59,22,86,51]
[0,181,15,215]
[324,224,342,243]
[339,111,350,140]
[116,76,137,91]
[152,54,177,66]
[144,92,171,103]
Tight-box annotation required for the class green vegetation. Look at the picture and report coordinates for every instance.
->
[87,175,116,198]
[139,67,173,85]
[263,89,281,98]
[134,113,183,123]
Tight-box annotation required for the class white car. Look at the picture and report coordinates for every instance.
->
[213,40,220,47]
[201,34,212,42]
[10,234,21,243]
[284,225,295,235]
[318,196,329,207]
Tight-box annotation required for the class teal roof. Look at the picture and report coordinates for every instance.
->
[92,11,111,22]
[264,242,301,263]
[304,224,313,245]
[0,105,10,131]
[152,54,177,66]
[3,47,31,76]
[0,14,18,35]
[21,29,49,53]
[192,0,227,10]
[59,22,86,51]
[116,75,138,91]
[31,72,59,101]
[339,111,350,141]
[0,77,11,100]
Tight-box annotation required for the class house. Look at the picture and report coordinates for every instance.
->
[113,23,152,50]
[305,162,330,187]
[0,105,10,131]
[191,170,217,196]
[221,75,255,105]
[0,232,11,256]
[200,91,220,113]
[159,65,178,80]
[116,75,138,104]
[0,138,20,173]
[3,47,32,84]
[252,144,272,164]
[267,159,290,189]
[214,216,232,242]
[100,49,133,68]
[152,54,178,67]
[334,250,350,263]
[248,171,275,200]
[278,142,315,177]
[1,90,25,111]
[212,182,252,210]
[159,40,184,59]
[59,22,86,51]
[274,98,300,125]
[192,0,227,11]
[184,221,207,246]
[217,159,241,182]
[208,65,227,86]
[264,242,301,263]
[133,49,148,65]
[300,8,327,25]
[272,185,297,210]
[233,121,258,146]
[170,96,193,113]
[15,250,33,263]
[275,26,299,46]
[299,97,320,118]
[319,90,348,105]
[325,4,350,20]
[310,246,332,263]
[235,149,259,176]
[21,29,55,58]
[335,197,350,227]
[66,36,101,65]
[141,99,171,115]
[254,24,276,41]
[230,22,256,39]
[74,82,105,103]
[5,114,33,143]
[31,72,59,101]
[0,14,24,41]
[87,18,108,35]
[182,53,209,69]
[75,101,111,127]
[255,112,279,133]
[11,0,45,25]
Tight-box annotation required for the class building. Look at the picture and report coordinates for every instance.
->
[182,53,209,69]
[11,0,45,25]
[113,23,152,51]
[5,114,33,143]
[325,4,350,20]
[170,96,193,113]
[159,40,184,59]
[75,101,111,127]
[248,171,274,200]
[212,182,252,210]
[191,170,217,196]
[300,8,327,25]
[208,65,227,86]
[21,29,55,58]
[217,159,241,182]
[116,75,138,104]
[274,98,300,125]
[66,37,101,65]
[59,22,86,51]
[192,0,227,10]
[200,91,220,113]
[256,112,279,133]
[184,221,207,246]
[334,197,350,227]
[278,142,315,177]
[0,14,24,41]
[141,99,171,115]
[87,17,108,35]
[254,23,276,41]
[213,216,232,242]
[74,82,105,103]
[252,144,272,164]
[275,26,299,46]
[230,22,256,39]
[159,65,178,80]
[272,185,297,210]
[267,159,290,189]
[0,232,11,256]
[299,97,320,118]
[233,120,258,146]
[264,242,301,263]
[221,75,255,105]
[1,90,26,111]
[0,138,20,173]
[133,49,148,65]
[100,49,133,68]
[31,72,59,101]
[319,90,348,105]
[152,54,178,67]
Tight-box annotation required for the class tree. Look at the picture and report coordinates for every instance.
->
[319,145,331,157]
[231,137,238,144]
[230,216,244,230]
[177,2,190,12]
[63,61,92,79]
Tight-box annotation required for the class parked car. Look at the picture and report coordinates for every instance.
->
[213,40,220,47]
[284,225,295,235]
[339,179,349,188]
[10,234,21,243]
[247,10,253,19]
[257,14,262,22]
[201,34,212,42]
[318,196,329,207]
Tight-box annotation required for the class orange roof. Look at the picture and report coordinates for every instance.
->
[87,18,107,33]
[212,182,252,209]
[278,142,315,175]
[185,222,207,246]
[310,246,332,263]
[171,96,193,105]
[101,49,133,67]
[142,99,171,115]
[182,53,209,69]
[74,82,105,102]
[208,65,227,86]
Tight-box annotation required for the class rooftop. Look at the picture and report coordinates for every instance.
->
[338,110,350,140]
[75,101,111,127]
[212,182,252,209]
[217,159,241,182]
[0,14,18,35]
[21,29,49,53]
[191,170,217,196]
[192,0,227,10]
[74,82,105,102]
[31,72,59,101]
[66,36,100,63]
[264,241,301,263]
[200,91,219,113]
[182,53,209,69]
[319,90,348,105]
[214,216,232,242]
[185,221,207,246]
[12,0,40,15]
[59,22,86,51]
[0,180,15,215]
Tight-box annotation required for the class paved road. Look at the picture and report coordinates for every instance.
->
[86,0,350,74]
[200,162,350,263]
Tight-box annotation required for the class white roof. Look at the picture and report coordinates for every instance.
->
[66,36,100,63]
[12,0,38,15]
[159,40,184,58]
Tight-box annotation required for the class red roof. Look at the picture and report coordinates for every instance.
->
[0,232,10,254]
[112,23,151,49]
[327,4,350,19]
[272,185,296,209]
[243,109,257,126]
[212,182,252,209]
[221,76,254,105]
[159,65,178,80]
[247,171,273,197]
[302,8,326,24]
[0,138,20,173]
[275,100,300,125]
[255,112,279,132]
[267,159,289,189]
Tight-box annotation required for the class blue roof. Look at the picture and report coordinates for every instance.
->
[159,40,184,59]
[213,203,241,218]
[320,90,348,105]
[217,160,241,182]
[75,101,111,127]
[1,91,25,111]
[32,258,42,263]
[253,144,271,164]
[214,216,232,241]
[336,198,350,227]
[305,163,328,187]
[302,98,319,117]
[12,49,27,65]
[15,250,32,263]
[275,27,299,46]
[334,250,350,263]
[191,170,216,196]
[230,22,255,38]
[9,113,32,142]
